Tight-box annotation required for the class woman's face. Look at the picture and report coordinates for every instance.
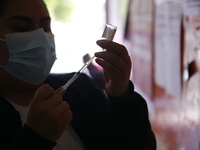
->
[0,0,51,66]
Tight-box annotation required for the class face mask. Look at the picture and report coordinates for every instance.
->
[0,28,56,84]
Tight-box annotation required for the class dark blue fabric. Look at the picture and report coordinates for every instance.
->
[0,73,156,150]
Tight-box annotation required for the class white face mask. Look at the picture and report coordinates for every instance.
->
[0,28,57,84]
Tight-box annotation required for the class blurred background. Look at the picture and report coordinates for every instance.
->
[44,0,200,149]
[44,0,106,73]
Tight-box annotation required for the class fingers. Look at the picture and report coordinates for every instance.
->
[56,101,73,123]
[55,87,66,96]
[56,101,70,114]
[95,51,126,73]
[53,101,73,126]
[31,84,54,104]
[27,84,73,142]
[95,40,131,97]
[95,40,131,75]
[96,40,131,65]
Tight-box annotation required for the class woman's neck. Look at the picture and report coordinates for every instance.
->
[1,84,41,106]
[0,69,44,106]
[2,89,37,106]
[0,82,42,106]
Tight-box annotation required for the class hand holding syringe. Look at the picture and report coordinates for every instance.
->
[58,24,117,94]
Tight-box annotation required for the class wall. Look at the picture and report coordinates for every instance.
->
[107,0,200,149]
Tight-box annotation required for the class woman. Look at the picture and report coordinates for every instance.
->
[0,0,156,149]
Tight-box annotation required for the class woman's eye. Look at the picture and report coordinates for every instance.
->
[12,27,28,32]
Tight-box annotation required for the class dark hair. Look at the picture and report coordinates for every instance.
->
[0,0,46,15]
[0,0,10,15]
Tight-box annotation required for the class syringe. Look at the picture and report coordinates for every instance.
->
[58,24,117,94]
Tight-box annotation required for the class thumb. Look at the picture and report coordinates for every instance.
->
[55,87,66,96]
[31,84,54,104]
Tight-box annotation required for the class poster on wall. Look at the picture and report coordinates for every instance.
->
[183,0,200,15]
[125,0,154,99]
[154,1,182,98]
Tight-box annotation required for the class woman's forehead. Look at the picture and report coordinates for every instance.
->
[2,0,49,18]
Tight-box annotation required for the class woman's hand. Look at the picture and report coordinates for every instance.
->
[95,40,132,98]
[27,84,72,142]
